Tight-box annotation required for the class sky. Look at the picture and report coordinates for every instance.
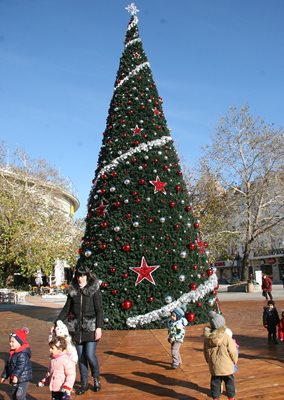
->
[1,0,284,218]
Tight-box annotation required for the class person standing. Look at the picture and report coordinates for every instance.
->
[56,265,103,395]
[38,336,76,400]
[203,311,238,400]
[281,274,284,289]
[262,300,280,344]
[261,274,273,300]
[0,327,32,400]
[167,306,188,369]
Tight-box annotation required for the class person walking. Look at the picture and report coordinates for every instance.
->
[167,305,188,369]
[56,265,103,395]
[261,274,273,300]
[203,311,238,400]
[0,327,32,400]
[263,300,280,344]
[278,310,284,341]
[38,336,76,400]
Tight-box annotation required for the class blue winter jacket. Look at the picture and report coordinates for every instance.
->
[1,347,32,383]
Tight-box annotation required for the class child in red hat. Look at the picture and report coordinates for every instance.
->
[1,327,32,400]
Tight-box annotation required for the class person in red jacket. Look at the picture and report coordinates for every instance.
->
[278,310,284,341]
[261,274,273,300]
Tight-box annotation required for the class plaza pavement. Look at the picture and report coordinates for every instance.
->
[0,285,284,399]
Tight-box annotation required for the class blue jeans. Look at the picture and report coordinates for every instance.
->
[76,341,100,385]
[11,382,29,400]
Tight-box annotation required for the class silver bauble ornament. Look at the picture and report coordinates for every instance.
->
[180,251,187,259]
[160,217,166,223]
[113,226,120,232]
[124,179,130,185]
[133,221,139,228]
[165,295,172,304]
[179,274,186,282]
[84,250,92,257]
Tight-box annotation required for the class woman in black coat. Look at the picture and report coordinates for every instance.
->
[56,265,103,395]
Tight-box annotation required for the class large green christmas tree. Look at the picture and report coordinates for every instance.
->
[77,3,219,329]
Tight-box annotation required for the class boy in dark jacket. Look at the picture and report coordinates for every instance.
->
[1,327,32,400]
[263,300,280,344]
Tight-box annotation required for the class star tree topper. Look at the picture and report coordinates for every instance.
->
[125,3,139,15]
[150,176,167,195]
[129,256,160,286]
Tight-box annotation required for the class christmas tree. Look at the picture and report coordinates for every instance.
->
[77,3,219,329]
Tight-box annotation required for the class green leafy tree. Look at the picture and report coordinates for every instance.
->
[77,4,218,330]
[0,145,83,287]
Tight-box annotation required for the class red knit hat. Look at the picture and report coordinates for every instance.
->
[10,327,29,345]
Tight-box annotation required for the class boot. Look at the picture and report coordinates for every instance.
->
[76,383,89,395]
[93,377,101,392]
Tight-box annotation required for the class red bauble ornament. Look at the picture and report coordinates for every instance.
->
[138,178,145,185]
[131,157,137,164]
[147,296,154,303]
[194,223,199,229]
[196,302,202,308]
[143,163,148,169]
[163,165,169,171]
[169,201,176,208]
[134,140,140,146]
[207,268,213,276]
[185,205,192,212]
[121,273,129,279]
[114,201,121,208]
[100,221,108,229]
[175,185,181,192]
[122,244,131,252]
[190,282,197,291]
[215,284,219,290]
[111,171,118,177]
[174,223,180,230]
[171,264,178,272]
[125,213,132,219]
[121,299,132,310]
[193,265,198,270]
[186,312,196,322]
[101,173,107,180]
[111,289,118,295]
[188,243,195,250]
[109,267,116,274]
[132,191,138,196]
[177,171,182,176]
[100,282,108,289]
[204,242,209,248]
[135,198,141,204]
[100,188,106,194]
[148,218,153,223]
[100,243,107,250]
[211,290,217,295]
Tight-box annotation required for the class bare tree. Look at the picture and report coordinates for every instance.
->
[202,105,284,280]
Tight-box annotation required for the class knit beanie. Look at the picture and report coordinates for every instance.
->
[173,306,185,320]
[208,311,225,330]
[11,327,29,345]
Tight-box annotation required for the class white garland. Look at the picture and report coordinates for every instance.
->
[126,273,218,328]
[93,135,173,188]
[127,15,139,30]
[114,62,150,91]
[125,38,141,48]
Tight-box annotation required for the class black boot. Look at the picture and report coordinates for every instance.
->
[93,377,101,392]
[76,384,89,395]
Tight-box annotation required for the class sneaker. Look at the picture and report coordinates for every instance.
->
[76,384,89,395]
[93,377,101,392]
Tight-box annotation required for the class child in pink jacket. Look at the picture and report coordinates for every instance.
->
[278,310,284,341]
[38,336,76,400]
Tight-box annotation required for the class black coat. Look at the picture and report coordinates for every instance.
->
[56,276,103,344]
[1,347,32,383]
[263,307,280,328]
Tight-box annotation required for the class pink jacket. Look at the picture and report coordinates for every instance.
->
[44,352,76,392]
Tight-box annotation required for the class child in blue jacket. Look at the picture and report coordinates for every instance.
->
[167,305,188,369]
[1,327,32,400]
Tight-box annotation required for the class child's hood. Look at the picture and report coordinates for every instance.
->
[204,326,227,347]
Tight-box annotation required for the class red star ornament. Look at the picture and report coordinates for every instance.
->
[131,125,143,135]
[95,201,108,217]
[150,176,167,195]
[129,256,160,286]
[197,234,205,254]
